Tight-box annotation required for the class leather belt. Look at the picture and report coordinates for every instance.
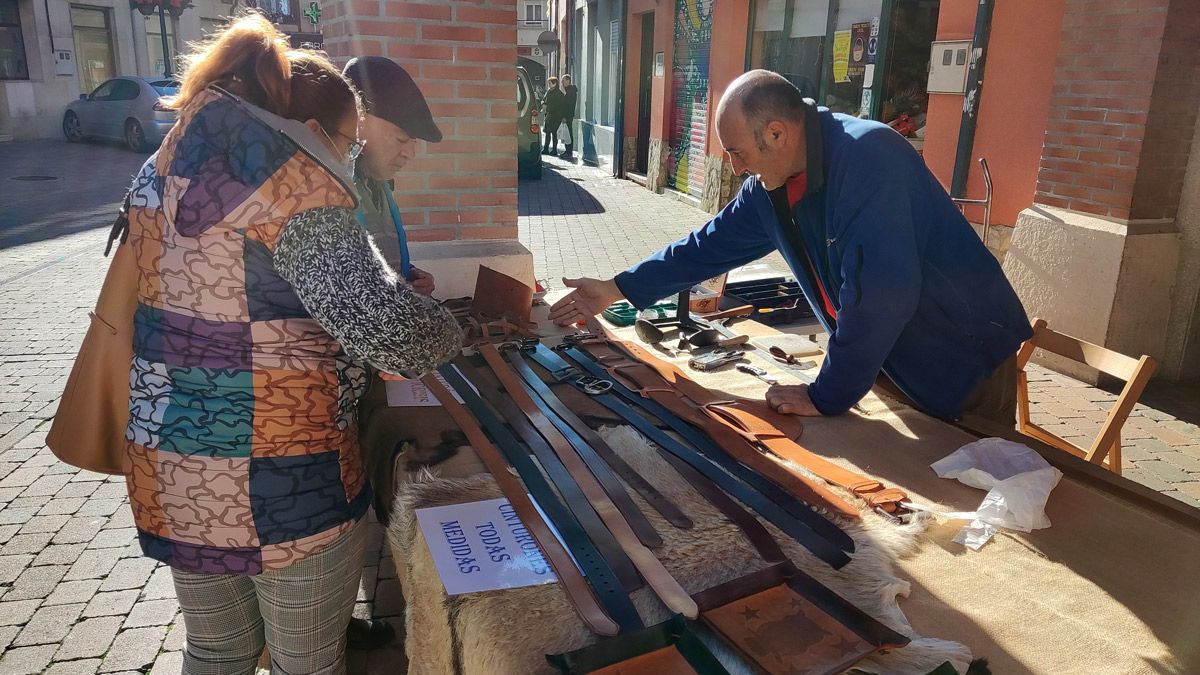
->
[455,357,642,593]
[583,321,911,515]
[562,345,829,527]
[498,346,693,537]
[530,344,851,568]
[481,345,699,619]
[425,369,637,635]
[574,329,860,519]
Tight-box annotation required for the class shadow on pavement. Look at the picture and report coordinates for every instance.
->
[517,160,606,216]
[0,139,150,250]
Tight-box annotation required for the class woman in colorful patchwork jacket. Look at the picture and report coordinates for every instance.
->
[120,14,461,675]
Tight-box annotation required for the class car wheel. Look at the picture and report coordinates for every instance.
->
[125,119,148,152]
[62,112,83,143]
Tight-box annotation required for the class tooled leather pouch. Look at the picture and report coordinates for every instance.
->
[547,615,730,675]
[691,562,910,675]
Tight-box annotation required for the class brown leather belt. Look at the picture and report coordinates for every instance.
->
[421,372,623,636]
[479,345,699,620]
[456,357,643,593]
[584,321,911,515]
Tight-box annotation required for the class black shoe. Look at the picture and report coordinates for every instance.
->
[347,617,396,650]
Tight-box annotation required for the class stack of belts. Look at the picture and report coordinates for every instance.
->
[419,328,912,667]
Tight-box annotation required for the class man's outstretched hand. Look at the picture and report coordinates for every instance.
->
[765,383,823,416]
[548,277,625,326]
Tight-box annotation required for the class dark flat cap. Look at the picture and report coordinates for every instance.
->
[343,57,443,142]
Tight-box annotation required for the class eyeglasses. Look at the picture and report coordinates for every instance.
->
[320,126,366,163]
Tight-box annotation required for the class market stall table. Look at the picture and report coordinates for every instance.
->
[359,307,1200,674]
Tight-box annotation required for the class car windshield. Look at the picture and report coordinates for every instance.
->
[150,80,180,96]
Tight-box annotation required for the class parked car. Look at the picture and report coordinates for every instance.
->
[517,65,542,179]
[62,76,179,152]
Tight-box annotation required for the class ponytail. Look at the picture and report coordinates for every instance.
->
[167,11,359,134]
[168,11,291,116]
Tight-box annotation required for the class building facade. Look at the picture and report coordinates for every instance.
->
[554,0,1199,381]
[0,0,324,141]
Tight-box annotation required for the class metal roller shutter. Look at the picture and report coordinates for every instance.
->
[668,0,713,198]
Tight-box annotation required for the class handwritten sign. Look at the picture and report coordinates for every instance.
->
[416,497,564,595]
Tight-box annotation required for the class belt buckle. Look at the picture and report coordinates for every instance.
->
[576,375,613,395]
[561,332,595,346]
[510,337,539,352]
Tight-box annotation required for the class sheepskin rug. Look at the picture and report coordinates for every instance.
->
[389,424,972,674]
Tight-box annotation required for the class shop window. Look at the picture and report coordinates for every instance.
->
[145,13,177,76]
[0,0,29,80]
[878,0,939,138]
[71,5,117,95]
[749,0,828,99]
[824,0,881,116]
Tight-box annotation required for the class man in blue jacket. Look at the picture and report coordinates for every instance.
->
[550,70,1031,423]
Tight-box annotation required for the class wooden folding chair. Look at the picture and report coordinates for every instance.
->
[1015,318,1157,475]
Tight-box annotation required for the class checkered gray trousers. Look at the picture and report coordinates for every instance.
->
[171,517,368,675]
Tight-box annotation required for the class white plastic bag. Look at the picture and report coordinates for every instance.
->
[929,437,1063,549]
[558,121,572,145]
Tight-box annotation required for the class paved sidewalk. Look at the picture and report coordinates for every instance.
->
[0,143,1197,675]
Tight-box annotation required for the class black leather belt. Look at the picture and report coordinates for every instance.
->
[454,356,643,593]
[501,348,693,541]
[437,365,645,633]
[562,345,831,525]
[522,343,852,569]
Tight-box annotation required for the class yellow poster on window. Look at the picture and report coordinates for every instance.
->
[833,30,851,83]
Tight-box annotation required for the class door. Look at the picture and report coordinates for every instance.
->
[100,78,141,139]
[78,78,115,137]
[635,12,654,175]
[70,6,115,96]
[667,0,712,198]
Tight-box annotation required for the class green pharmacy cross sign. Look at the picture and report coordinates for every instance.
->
[303,1,321,27]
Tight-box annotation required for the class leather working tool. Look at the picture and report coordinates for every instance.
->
[560,345,829,527]
[548,615,730,675]
[585,321,910,515]
[532,344,853,567]
[497,346,693,537]
[736,363,778,384]
[577,324,862,520]
[425,369,635,636]
[687,349,745,372]
[691,561,910,675]
[455,357,642,593]
[478,346,700,620]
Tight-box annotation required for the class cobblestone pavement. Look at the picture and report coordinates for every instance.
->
[0,142,1197,674]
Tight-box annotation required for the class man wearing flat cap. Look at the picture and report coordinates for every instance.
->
[343,56,443,296]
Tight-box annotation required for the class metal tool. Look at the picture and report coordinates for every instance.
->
[736,363,778,385]
[688,350,745,371]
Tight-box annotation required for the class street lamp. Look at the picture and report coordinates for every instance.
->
[131,0,191,78]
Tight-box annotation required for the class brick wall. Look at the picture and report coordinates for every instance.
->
[320,0,519,241]
[1034,0,1200,221]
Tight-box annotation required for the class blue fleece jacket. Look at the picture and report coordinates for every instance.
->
[615,107,1031,421]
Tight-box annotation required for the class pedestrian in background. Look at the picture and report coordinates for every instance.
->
[541,76,565,155]
[121,12,460,675]
[559,74,579,161]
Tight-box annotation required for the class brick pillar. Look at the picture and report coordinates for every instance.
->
[1004,0,1200,380]
[319,0,532,297]
[1033,0,1200,221]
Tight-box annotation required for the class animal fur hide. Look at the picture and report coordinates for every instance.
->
[390,424,972,674]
